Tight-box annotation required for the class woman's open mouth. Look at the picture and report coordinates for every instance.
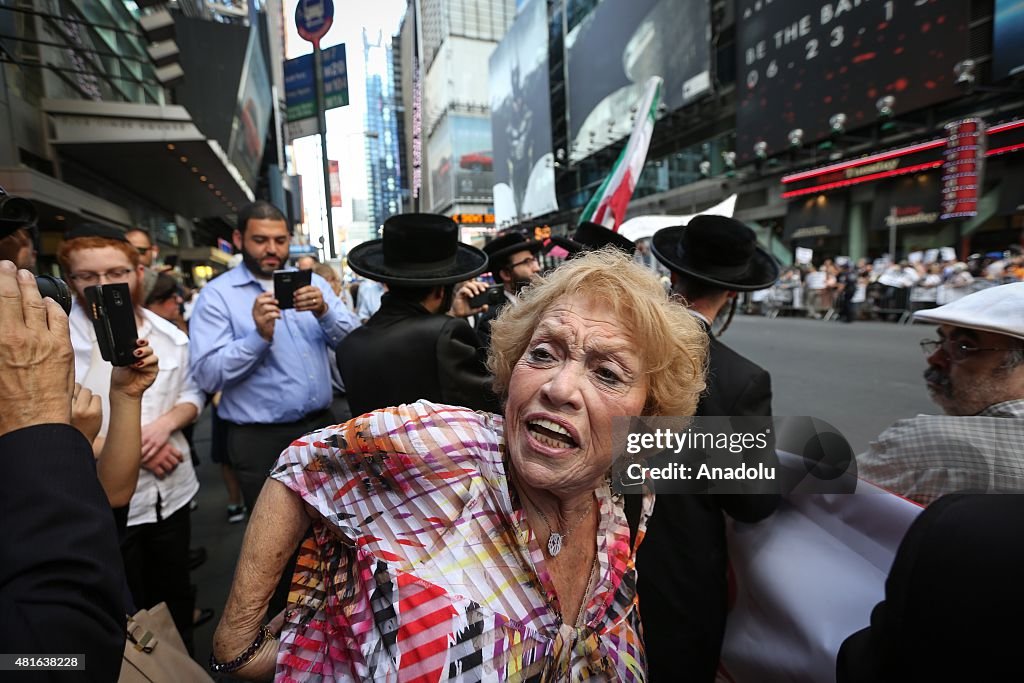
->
[526,418,579,449]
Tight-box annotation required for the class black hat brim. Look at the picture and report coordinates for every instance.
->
[347,240,488,286]
[486,239,544,273]
[651,224,780,292]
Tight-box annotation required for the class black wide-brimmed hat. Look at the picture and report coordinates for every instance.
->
[651,215,780,291]
[347,213,488,286]
[483,230,543,274]
[549,220,636,257]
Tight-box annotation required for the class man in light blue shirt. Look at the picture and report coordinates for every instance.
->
[190,201,360,512]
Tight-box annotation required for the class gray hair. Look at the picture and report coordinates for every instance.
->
[1001,345,1024,371]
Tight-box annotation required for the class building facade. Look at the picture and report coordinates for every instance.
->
[362,28,404,231]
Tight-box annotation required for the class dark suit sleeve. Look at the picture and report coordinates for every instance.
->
[0,424,126,682]
[436,319,501,413]
[718,367,779,523]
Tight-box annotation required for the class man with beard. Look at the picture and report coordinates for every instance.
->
[338,213,497,415]
[189,201,360,512]
[859,282,1024,505]
[475,230,542,350]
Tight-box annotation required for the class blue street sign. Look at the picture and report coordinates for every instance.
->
[295,0,334,46]
[322,44,348,110]
[284,54,315,122]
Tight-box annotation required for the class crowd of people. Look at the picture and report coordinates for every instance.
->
[759,247,1024,323]
[2,190,1023,682]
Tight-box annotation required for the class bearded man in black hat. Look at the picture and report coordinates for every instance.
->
[339,213,498,415]
[546,220,637,258]
[475,230,543,349]
[638,214,782,682]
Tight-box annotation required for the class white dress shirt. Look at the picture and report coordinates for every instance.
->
[70,302,203,526]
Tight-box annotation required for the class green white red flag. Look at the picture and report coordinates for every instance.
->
[579,76,663,231]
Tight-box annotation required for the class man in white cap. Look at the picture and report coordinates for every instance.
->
[858,282,1024,505]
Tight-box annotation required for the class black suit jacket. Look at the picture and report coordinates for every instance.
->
[0,424,127,682]
[473,297,508,351]
[339,295,498,416]
[637,328,779,682]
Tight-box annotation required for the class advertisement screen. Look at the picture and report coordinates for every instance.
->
[993,0,1024,81]
[566,0,710,163]
[228,28,273,189]
[429,115,493,212]
[490,0,558,227]
[736,0,969,161]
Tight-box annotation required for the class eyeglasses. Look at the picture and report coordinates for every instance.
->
[509,256,539,269]
[134,245,152,255]
[68,267,134,285]
[920,338,1018,362]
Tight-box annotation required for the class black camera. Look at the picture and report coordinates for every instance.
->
[468,284,505,308]
[37,275,72,315]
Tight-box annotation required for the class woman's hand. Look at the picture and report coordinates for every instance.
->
[110,340,158,401]
[70,383,102,443]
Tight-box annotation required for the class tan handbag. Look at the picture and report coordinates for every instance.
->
[119,603,212,683]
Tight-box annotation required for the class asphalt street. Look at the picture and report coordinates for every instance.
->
[188,313,939,670]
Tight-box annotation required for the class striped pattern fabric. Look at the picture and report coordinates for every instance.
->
[858,399,1024,505]
[269,401,652,682]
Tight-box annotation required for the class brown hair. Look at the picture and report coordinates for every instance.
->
[487,248,708,416]
[0,227,32,264]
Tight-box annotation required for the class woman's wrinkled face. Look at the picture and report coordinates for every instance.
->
[505,294,648,496]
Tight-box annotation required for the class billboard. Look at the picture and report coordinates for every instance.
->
[566,0,710,163]
[428,115,493,212]
[993,0,1024,81]
[228,27,273,190]
[736,0,969,161]
[490,0,558,227]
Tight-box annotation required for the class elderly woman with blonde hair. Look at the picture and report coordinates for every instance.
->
[211,248,708,681]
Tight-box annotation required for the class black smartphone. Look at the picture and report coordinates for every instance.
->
[84,283,138,367]
[273,269,312,309]
[468,284,505,308]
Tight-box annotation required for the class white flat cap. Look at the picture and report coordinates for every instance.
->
[914,281,1024,341]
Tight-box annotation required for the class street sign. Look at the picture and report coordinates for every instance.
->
[322,44,348,110]
[295,0,334,47]
[284,54,315,122]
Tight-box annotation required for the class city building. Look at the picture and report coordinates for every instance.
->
[487,0,1024,264]
[362,28,404,231]
[0,0,290,283]
[397,0,516,238]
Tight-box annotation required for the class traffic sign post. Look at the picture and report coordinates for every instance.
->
[295,0,339,258]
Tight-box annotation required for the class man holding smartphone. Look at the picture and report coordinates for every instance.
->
[189,201,360,514]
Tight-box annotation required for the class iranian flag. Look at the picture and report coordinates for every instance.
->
[579,76,663,231]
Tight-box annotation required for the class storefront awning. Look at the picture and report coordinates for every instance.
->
[0,165,133,230]
[43,98,254,219]
[783,194,847,242]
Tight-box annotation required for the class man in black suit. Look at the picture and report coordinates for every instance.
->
[475,230,542,350]
[0,258,126,682]
[339,213,497,415]
[639,215,781,682]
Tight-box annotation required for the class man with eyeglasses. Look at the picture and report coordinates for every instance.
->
[858,282,1024,505]
[476,230,543,349]
[58,223,206,652]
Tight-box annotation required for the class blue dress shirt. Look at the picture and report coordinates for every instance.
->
[189,264,360,424]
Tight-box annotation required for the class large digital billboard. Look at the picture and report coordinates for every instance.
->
[428,114,493,212]
[736,0,969,161]
[993,0,1024,81]
[566,0,710,163]
[228,28,273,189]
[490,0,558,227]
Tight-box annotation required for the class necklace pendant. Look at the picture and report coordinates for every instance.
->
[547,532,563,556]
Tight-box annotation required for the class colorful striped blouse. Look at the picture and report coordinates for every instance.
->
[269,401,652,682]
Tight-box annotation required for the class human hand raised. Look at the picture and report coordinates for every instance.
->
[252,292,280,342]
[451,280,491,317]
[70,383,102,443]
[110,339,159,401]
[0,262,75,438]
[293,284,327,318]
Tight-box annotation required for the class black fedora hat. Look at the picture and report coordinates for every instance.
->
[347,213,488,286]
[64,222,128,243]
[483,230,543,273]
[556,220,636,257]
[651,215,780,292]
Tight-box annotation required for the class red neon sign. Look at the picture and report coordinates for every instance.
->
[781,161,943,199]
